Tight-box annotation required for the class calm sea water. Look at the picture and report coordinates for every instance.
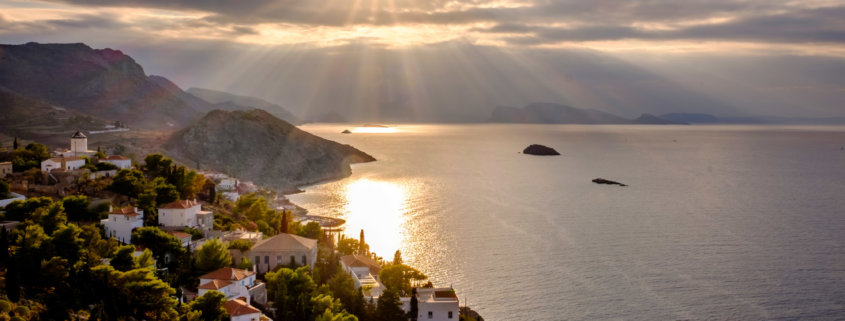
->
[289,124,845,321]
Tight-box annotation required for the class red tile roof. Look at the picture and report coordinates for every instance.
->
[159,199,199,209]
[223,299,261,316]
[167,231,192,239]
[199,267,255,282]
[340,255,381,275]
[109,207,141,217]
[198,279,231,290]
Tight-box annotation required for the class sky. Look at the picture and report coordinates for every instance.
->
[1,0,845,121]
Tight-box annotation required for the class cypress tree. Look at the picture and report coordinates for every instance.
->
[12,137,18,150]
[280,210,289,234]
[409,287,419,321]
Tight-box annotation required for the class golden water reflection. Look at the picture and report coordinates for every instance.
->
[352,126,398,133]
[342,179,407,257]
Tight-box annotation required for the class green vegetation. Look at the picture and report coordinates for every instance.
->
[9,143,50,172]
[0,180,10,199]
[194,239,232,275]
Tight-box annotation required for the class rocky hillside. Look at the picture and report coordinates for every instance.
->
[187,87,302,125]
[0,42,215,129]
[165,109,375,191]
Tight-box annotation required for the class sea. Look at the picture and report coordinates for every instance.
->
[288,124,845,321]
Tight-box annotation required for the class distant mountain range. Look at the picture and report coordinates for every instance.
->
[0,42,371,190]
[186,87,302,125]
[489,103,688,125]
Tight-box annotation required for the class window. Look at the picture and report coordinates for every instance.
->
[264,256,269,264]
[255,256,260,265]
[428,311,433,319]
[277,256,282,264]
[290,255,296,265]
[302,255,307,265]
[449,311,453,319]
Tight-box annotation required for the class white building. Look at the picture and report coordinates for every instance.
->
[158,199,213,231]
[223,298,264,321]
[100,155,132,169]
[41,157,86,172]
[340,255,385,297]
[238,233,318,273]
[56,131,95,157]
[0,161,12,177]
[218,178,236,191]
[101,207,144,244]
[198,268,259,303]
[401,288,460,321]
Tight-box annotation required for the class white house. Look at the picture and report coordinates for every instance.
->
[101,207,144,244]
[340,255,384,297]
[100,155,132,169]
[218,178,236,191]
[401,288,460,321]
[198,268,259,304]
[223,298,264,321]
[41,157,85,172]
[238,233,318,273]
[158,199,213,231]
[0,161,12,177]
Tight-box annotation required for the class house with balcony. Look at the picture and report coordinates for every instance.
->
[340,254,385,297]
[198,267,266,305]
[158,199,213,232]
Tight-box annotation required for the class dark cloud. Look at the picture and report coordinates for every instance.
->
[477,5,845,45]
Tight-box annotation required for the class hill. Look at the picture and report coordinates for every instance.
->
[186,87,301,125]
[165,109,375,191]
[0,42,215,129]
[489,103,682,124]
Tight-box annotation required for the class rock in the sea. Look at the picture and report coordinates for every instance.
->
[341,129,352,134]
[592,178,627,187]
[523,144,560,156]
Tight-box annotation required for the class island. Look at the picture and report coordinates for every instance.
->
[523,144,560,156]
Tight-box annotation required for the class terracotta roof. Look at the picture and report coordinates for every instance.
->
[223,299,261,316]
[168,231,192,239]
[0,161,11,165]
[341,255,381,275]
[110,207,142,217]
[47,156,84,162]
[250,233,317,253]
[198,279,231,290]
[199,267,255,282]
[434,290,458,299]
[72,130,87,138]
[159,199,199,209]
[105,155,130,160]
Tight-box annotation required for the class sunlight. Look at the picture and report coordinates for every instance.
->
[343,179,407,256]
[352,126,399,133]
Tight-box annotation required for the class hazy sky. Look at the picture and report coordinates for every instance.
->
[1,0,844,120]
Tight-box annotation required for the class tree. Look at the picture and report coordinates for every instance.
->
[0,180,10,199]
[142,154,173,179]
[187,291,229,321]
[379,264,427,296]
[131,227,186,268]
[299,221,323,239]
[13,137,18,150]
[111,169,146,199]
[151,177,179,205]
[90,265,179,320]
[337,238,361,256]
[195,239,232,275]
[375,288,406,321]
[280,210,289,234]
[409,288,418,321]
[393,250,403,265]
[111,245,136,271]
[0,228,8,268]
[62,195,92,222]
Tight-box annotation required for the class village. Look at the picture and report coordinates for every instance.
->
[0,131,474,321]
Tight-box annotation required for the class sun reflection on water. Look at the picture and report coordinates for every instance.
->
[343,179,407,257]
